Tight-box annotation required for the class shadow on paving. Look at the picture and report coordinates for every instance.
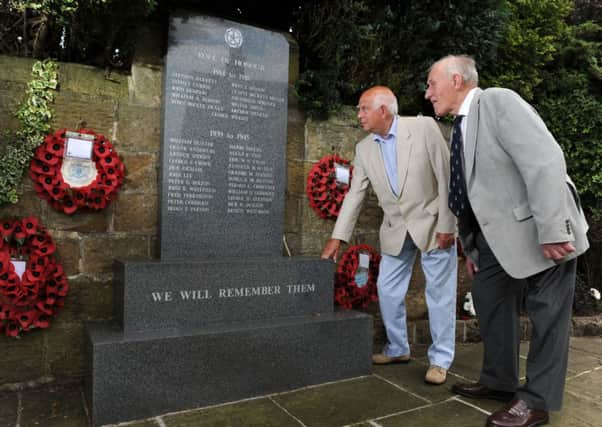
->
[0,337,600,427]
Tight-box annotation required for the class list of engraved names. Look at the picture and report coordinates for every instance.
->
[165,51,284,216]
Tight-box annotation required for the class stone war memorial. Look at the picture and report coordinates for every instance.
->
[84,12,372,426]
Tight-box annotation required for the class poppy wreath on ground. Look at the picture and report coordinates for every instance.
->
[0,216,68,337]
[29,128,125,214]
[334,244,380,309]
[306,154,353,220]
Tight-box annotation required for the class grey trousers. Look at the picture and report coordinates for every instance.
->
[471,231,576,411]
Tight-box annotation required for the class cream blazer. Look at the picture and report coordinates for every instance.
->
[332,116,456,255]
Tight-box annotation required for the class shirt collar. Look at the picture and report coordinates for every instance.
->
[457,87,479,117]
[373,115,398,143]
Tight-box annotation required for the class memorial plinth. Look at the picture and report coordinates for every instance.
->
[85,12,372,427]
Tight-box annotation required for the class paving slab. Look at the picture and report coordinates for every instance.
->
[0,392,18,426]
[163,398,298,427]
[548,391,602,427]
[105,420,159,427]
[565,367,602,403]
[373,361,456,403]
[569,336,602,356]
[371,398,488,427]
[271,376,425,427]
[19,385,88,427]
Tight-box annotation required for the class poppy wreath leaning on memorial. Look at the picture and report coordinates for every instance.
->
[0,216,69,337]
[334,244,380,309]
[306,154,353,220]
[29,128,125,214]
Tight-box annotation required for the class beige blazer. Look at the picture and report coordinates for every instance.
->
[461,88,589,278]
[332,116,456,255]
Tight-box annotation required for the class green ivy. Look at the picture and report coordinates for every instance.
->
[0,59,58,205]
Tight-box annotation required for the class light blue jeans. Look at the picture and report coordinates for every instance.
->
[378,234,457,369]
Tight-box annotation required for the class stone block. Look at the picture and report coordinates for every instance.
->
[120,152,158,193]
[60,62,129,99]
[0,329,46,384]
[113,193,159,233]
[406,287,427,320]
[54,237,81,277]
[85,310,372,426]
[81,237,149,274]
[286,120,305,162]
[44,322,87,382]
[45,207,110,233]
[286,160,312,196]
[113,257,335,332]
[129,64,163,108]
[0,189,44,219]
[115,104,161,153]
[57,275,113,323]
[464,319,481,342]
[50,92,116,137]
[305,117,365,162]
[283,194,301,231]
[0,56,36,84]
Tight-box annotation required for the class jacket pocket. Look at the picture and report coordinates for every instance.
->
[512,203,533,221]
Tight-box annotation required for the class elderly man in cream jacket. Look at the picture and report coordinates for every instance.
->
[321,86,457,385]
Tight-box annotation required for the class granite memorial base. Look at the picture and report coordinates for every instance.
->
[85,311,372,426]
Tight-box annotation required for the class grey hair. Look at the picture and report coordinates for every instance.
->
[373,91,399,116]
[432,54,479,85]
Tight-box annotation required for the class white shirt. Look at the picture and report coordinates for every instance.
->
[457,87,479,155]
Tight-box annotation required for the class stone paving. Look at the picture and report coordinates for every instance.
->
[1,337,600,427]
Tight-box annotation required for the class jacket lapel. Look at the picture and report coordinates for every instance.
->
[465,88,482,185]
[395,118,412,198]
[369,136,392,196]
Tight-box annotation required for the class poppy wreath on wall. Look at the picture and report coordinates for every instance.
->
[0,216,69,337]
[29,128,125,214]
[334,244,380,309]
[306,154,353,220]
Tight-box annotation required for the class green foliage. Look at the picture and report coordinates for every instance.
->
[533,13,602,216]
[295,0,510,118]
[0,60,58,205]
[480,0,573,100]
[538,83,602,212]
[3,0,157,67]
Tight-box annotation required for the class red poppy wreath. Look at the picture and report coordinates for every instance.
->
[0,216,68,337]
[306,154,353,220]
[334,244,380,309]
[29,128,125,214]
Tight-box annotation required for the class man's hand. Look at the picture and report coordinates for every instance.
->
[436,232,455,250]
[541,242,576,260]
[321,239,342,261]
[466,257,479,279]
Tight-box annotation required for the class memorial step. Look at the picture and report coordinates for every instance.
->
[85,310,373,426]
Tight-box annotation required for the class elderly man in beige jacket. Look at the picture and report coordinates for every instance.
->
[322,86,457,385]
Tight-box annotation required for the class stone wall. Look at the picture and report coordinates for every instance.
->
[0,53,162,389]
[0,43,470,388]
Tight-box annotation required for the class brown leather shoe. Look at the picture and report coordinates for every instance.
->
[372,353,410,365]
[451,382,514,401]
[487,399,549,427]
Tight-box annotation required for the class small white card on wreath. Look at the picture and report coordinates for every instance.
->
[334,162,350,186]
[65,131,94,160]
[10,259,26,280]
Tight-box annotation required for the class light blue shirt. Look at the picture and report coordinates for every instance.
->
[373,116,399,196]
